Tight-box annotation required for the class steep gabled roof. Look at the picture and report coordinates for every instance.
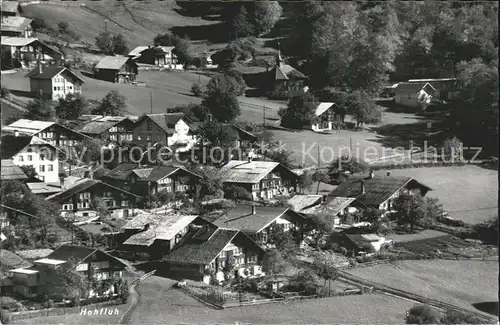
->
[104,163,138,181]
[220,160,297,184]
[287,195,323,212]
[44,245,127,269]
[25,66,84,83]
[1,135,56,159]
[212,205,305,233]
[141,113,185,135]
[301,196,359,215]
[328,175,431,207]
[95,56,135,70]
[1,36,37,47]
[45,178,139,202]
[395,82,436,94]
[314,102,336,117]
[163,228,240,265]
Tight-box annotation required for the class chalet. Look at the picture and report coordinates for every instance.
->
[328,172,431,212]
[267,49,307,91]
[220,160,299,201]
[103,163,200,197]
[94,56,138,83]
[25,64,84,101]
[0,134,59,182]
[76,115,135,143]
[310,102,343,132]
[222,124,258,149]
[2,119,91,147]
[1,2,20,17]
[120,213,209,260]
[301,197,367,227]
[338,233,392,256]
[1,159,28,181]
[394,82,436,109]
[128,45,177,67]
[163,224,265,283]
[45,178,140,219]
[1,37,63,68]
[407,78,458,103]
[133,113,198,149]
[6,245,127,299]
[212,204,308,245]
[1,16,33,38]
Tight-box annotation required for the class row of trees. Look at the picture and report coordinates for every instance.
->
[13,90,127,123]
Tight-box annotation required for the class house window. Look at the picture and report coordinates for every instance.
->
[53,87,57,91]
[18,156,24,162]
[40,154,45,161]
[48,164,53,171]
[27,155,32,161]
[122,200,129,207]
[27,148,32,153]
[62,204,73,210]
[39,165,45,172]
[147,121,152,131]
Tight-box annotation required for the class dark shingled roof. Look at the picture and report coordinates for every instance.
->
[1,159,27,180]
[163,227,239,265]
[46,178,139,202]
[104,163,137,181]
[45,245,127,268]
[328,175,431,207]
[105,164,200,182]
[25,66,84,83]
[212,205,305,233]
[0,135,32,159]
[144,113,185,135]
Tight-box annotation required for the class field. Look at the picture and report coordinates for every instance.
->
[348,259,499,314]
[385,166,498,224]
[128,276,414,324]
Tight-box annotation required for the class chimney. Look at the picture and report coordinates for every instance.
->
[251,205,256,215]
[38,61,42,74]
[14,130,19,137]
[360,180,365,194]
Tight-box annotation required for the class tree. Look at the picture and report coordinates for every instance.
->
[250,1,283,36]
[261,250,288,279]
[298,171,314,193]
[20,165,38,179]
[268,227,296,257]
[94,90,126,116]
[58,21,69,34]
[172,35,191,65]
[192,166,224,200]
[348,90,380,128]
[224,185,252,202]
[405,304,441,324]
[24,98,55,121]
[308,213,334,248]
[440,309,483,324]
[90,197,109,222]
[231,5,253,38]
[328,155,368,183]
[111,34,128,55]
[191,83,204,97]
[202,85,241,122]
[265,149,293,169]
[312,170,329,195]
[55,93,89,120]
[312,252,340,296]
[290,269,316,292]
[95,31,113,54]
[279,91,316,129]
[393,194,442,231]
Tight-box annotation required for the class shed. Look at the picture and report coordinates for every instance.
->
[94,56,138,83]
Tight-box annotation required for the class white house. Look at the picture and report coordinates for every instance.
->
[311,102,338,131]
[25,64,84,101]
[394,82,436,109]
[167,118,198,152]
[0,134,59,182]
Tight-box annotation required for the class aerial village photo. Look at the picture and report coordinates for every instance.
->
[0,1,498,324]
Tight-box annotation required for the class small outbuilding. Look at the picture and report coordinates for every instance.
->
[94,56,138,83]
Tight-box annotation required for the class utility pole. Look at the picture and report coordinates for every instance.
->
[263,105,266,127]
[104,20,108,33]
[317,145,320,169]
[149,89,153,114]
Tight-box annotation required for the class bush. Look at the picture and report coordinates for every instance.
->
[405,304,442,324]
[0,310,12,324]
[0,297,18,310]
[191,83,204,97]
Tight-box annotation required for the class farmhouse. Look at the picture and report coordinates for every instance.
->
[163,224,265,282]
[128,45,178,67]
[133,113,197,148]
[394,82,436,109]
[310,102,345,132]
[120,213,209,259]
[25,64,84,101]
[1,37,63,68]
[0,134,59,182]
[76,115,135,143]
[338,233,392,256]
[6,245,127,299]
[220,160,299,201]
[45,177,140,220]
[212,204,308,245]
[328,172,431,211]
[1,1,20,17]
[94,56,138,83]
[3,119,91,147]
[407,78,458,103]
[0,159,28,181]
[103,163,200,196]
[1,16,33,38]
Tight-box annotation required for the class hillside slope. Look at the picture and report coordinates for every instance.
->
[22,0,219,50]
